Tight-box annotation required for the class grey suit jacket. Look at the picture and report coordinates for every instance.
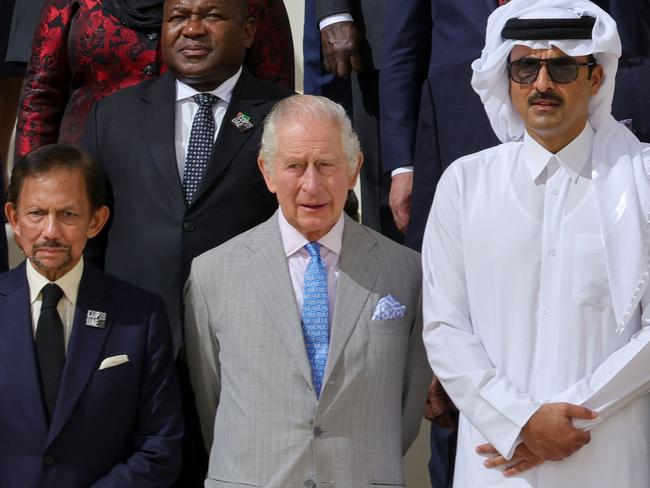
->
[185,212,430,487]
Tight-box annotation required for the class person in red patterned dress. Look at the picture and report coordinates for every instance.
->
[14,0,294,158]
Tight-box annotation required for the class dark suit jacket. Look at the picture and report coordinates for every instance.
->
[612,56,650,143]
[379,0,494,172]
[595,0,650,58]
[5,0,44,63]
[0,262,183,487]
[81,69,291,351]
[405,62,499,252]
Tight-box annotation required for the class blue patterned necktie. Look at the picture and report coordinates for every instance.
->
[182,93,219,206]
[301,242,330,397]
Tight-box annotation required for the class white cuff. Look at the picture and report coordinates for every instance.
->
[319,13,354,30]
[391,166,414,177]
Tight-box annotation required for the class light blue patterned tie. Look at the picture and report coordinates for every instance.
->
[182,93,219,206]
[301,241,330,397]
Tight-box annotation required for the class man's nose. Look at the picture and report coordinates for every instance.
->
[182,16,206,37]
[533,63,556,92]
[302,165,322,194]
[42,213,62,238]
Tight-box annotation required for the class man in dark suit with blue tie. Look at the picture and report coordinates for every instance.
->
[0,144,183,488]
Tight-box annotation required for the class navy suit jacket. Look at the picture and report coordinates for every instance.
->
[379,0,494,172]
[612,56,650,143]
[405,62,499,251]
[0,262,183,487]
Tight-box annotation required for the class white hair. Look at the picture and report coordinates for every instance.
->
[259,94,361,173]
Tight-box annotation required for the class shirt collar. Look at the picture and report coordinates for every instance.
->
[175,66,242,104]
[27,257,84,305]
[278,210,344,258]
[523,122,595,182]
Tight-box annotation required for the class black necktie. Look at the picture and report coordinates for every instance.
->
[35,283,65,423]
[182,93,219,206]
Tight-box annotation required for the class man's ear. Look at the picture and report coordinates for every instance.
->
[5,201,19,236]
[4,202,23,248]
[257,157,277,194]
[348,152,363,189]
[590,64,604,96]
[243,16,257,49]
[87,205,110,239]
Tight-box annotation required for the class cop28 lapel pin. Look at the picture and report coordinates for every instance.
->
[230,112,254,132]
[85,310,107,329]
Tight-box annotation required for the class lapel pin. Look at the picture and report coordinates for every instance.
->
[230,112,254,132]
[85,310,107,329]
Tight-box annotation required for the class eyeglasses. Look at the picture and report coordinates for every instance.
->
[507,56,596,84]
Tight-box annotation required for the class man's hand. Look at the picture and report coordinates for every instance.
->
[424,376,457,430]
[320,22,364,78]
[521,403,597,461]
[476,442,544,477]
[389,172,413,234]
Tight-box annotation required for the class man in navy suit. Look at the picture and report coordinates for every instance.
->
[0,144,183,488]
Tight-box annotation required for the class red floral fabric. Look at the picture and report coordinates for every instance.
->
[15,0,294,158]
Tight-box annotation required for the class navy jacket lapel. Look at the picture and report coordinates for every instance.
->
[0,263,48,439]
[190,68,267,206]
[47,265,112,445]
[138,71,185,203]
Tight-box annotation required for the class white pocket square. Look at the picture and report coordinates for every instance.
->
[372,294,406,320]
[98,354,130,370]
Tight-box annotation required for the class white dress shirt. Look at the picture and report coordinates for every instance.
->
[174,67,242,178]
[422,124,650,487]
[27,258,84,354]
[278,209,343,326]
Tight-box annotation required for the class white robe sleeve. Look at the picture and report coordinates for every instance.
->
[422,168,540,460]
[550,290,650,430]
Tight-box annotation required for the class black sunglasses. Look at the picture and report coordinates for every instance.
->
[507,56,597,84]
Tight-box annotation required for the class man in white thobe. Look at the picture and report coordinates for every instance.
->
[422,0,650,487]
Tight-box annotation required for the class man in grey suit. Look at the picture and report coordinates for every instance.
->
[185,94,430,487]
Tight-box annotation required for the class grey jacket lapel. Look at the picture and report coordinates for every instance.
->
[323,217,379,385]
[247,214,314,388]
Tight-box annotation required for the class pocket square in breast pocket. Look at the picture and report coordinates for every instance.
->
[372,294,406,320]
[98,354,130,370]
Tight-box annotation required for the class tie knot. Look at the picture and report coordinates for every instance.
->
[193,93,219,108]
[305,241,322,259]
[41,283,63,309]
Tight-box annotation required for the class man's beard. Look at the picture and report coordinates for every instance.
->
[28,239,73,275]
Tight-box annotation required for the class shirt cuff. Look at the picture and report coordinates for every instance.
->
[391,166,414,177]
[319,13,354,30]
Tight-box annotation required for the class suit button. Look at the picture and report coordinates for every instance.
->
[147,31,158,41]
[304,480,315,488]
[44,455,55,465]
[143,63,156,76]
[313,426,323,437]
[183,221,195,232]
